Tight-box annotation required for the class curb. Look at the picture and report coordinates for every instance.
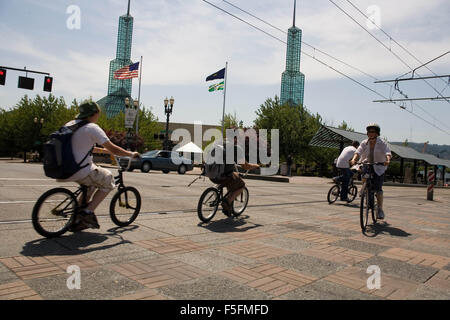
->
[243,175,290,183]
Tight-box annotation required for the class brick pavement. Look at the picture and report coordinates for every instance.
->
[0,172,449,300]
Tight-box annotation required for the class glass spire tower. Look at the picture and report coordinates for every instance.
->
[280,0,305,106]
[97,0,134,118]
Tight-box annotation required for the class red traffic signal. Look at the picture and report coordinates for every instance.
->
[43,76,53,92]
[0,68,6,86]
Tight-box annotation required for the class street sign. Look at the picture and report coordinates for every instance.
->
[124,104,138,128]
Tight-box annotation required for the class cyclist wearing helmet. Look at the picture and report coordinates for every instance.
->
[350,123,391,219]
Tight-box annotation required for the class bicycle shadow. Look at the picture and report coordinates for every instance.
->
[363,221,412,238]
[197,215,263,234]
[21,225,138,257]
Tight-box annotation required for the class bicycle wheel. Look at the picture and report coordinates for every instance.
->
[32,188,77,238]
[371,192,378,224]
[197,187,220,223]
[348,185,358,203]
[110,186,141,227]
[360,188,370,231]
[232,187,249,217]
[327,185,340,204]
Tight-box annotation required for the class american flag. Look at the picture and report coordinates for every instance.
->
[113,62,139,79]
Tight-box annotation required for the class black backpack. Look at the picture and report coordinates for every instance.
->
[43,120,92,179]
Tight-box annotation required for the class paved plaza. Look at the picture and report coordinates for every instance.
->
[0,161,449,300]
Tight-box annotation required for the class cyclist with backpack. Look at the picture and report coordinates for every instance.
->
[47,101,139,231]
[350,123,391,219]
[204,136,258,216]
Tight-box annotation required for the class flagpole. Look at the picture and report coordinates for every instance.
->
[221,61,228,138]
[136,56,143,137]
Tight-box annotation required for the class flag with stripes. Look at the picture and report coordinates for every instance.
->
[208,81,224,92]
[113,62,139,79]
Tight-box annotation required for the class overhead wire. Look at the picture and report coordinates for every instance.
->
[200,0,450,136]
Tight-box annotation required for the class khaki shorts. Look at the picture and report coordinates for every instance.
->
[76,166,115,193]
[211,172,245,193]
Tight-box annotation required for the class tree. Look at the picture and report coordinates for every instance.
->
[220,112,244,130]
[338,120,354,132]
[0,94,162,157]
[253,96,338,176]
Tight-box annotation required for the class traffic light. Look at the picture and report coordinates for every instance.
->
[18,76,34,90]
[43,76,53,92]
[0,68,6,85]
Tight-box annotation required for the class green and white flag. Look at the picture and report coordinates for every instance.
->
[208,81,224,92]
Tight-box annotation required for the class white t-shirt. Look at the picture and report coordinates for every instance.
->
[336,146,357,169]
[355,137,392,176]
[57,120,109,182]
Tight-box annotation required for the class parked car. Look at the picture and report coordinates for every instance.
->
[119,150,193,174]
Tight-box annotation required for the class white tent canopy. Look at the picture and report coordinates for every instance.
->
[174,142,203,153]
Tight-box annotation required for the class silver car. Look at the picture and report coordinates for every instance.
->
[119,150,193,174]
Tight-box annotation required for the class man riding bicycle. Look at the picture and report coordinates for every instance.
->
[57,100,140,231]
[205,136,258,216]
[335,140,360,202]
[350,123,391,219]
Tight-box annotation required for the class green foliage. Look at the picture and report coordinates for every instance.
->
[0,94,161,156]
[253,96,338,176]
[338,120,354,132]
[220,112,244,130]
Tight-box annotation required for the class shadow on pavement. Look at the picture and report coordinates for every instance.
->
[363,221,412,238]
[20,225,138,257]
[197,215,263,233]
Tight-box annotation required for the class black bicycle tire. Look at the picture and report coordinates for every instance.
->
[327,185,340,204]
[348,185,358,203]
[110,186,141,227]
[360,188,370,231]
[232,187,249,217]
[32,187,77,238]
[371,191,378,224]
[197,187,220,223]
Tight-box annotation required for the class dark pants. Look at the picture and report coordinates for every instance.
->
[339,168,353,200]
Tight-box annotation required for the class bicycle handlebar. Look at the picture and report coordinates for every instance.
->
[115,155,134,171]
[357,161,386,166]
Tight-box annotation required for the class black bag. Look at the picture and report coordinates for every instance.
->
[43,120,91,179]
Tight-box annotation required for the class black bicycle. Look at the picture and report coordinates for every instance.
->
[190,170,249,223]
[359,162,385,232]
[327,171,358,204]
[32,157,141,238]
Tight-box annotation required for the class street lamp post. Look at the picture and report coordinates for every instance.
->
[133,99,139,150]
[164,96,174,150]
[124,97,132,150]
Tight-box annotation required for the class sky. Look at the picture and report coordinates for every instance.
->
[0,0,449,145]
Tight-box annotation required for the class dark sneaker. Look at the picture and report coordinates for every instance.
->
[377,208,385,220]
[79,210,100,229]
[221,200,232,217]
[68,221,90,232]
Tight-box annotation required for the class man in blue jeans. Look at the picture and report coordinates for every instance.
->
[336,141,359,201]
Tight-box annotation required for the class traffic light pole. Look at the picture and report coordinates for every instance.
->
[0,66,50,76]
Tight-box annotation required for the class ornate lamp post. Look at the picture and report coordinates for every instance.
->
[133,98,139,150]
[124,97,132,150]
[164,96,174,150]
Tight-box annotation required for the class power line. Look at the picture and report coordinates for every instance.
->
[220,0,450,132]
[222,0,380,83]
[200,0,450,136]
[345,0,449,87]
[328,0,450,104]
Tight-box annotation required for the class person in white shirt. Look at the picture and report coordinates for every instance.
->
[58,101,139,231]
[350,123,391,219]
[336,141,360,201]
